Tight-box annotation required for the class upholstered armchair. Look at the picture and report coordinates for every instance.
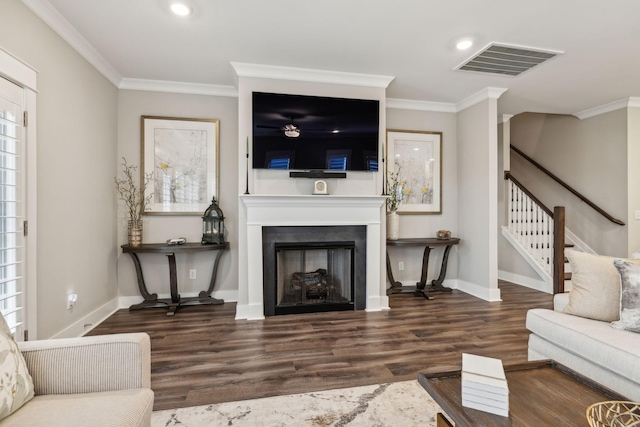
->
[0,332,154,427]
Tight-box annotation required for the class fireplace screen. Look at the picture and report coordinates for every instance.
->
[274,241,355,314]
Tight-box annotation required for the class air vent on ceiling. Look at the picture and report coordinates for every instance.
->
[456,43,562,76]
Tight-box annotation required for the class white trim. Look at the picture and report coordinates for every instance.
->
[454,279,502,302]
[386,98,456,113]
[25,89,38,340]
[119,78,238,97]
[564,227,596,255]
[498,270,550,294]
[21,0,122,87]
[0,47,38,91]
[231,62,395,88]
[501,225,552,283]
[456,87,508,112]
[574,97,640,120]
[500,114,514,124]
[48,298,119,339]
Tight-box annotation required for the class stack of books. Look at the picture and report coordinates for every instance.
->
[461,353,509,417]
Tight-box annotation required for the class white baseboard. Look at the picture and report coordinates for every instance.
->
[454,279,502,302]
[49,297,120,339]
[235,303,265,320]
[498,270,552,294]
[365,295,390,311]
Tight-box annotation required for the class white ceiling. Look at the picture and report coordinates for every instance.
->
[25,0,640,117]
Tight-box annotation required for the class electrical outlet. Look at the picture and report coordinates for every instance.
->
[635,210,640,220]
[189,269,197,279]
[67,293,78,310]
[398,261,405,271]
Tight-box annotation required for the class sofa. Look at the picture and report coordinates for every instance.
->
[526,250,640,402]
[0,332,154,427]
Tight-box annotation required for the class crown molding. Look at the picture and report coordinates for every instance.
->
[21,0,122,87]
[386,98,456,113]
[119,78,238,97]
[499,114,514,124]
[574,97,640,120]
[231,62,395,89]
[0,47,38,91]
[456,87,508,112]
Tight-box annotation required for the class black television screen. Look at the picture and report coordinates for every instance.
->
[252,92,379,172]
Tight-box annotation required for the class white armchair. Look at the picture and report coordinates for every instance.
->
[0,333,154,427]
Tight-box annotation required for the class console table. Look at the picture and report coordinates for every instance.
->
[121,242,229,316]
[386,237,460,299]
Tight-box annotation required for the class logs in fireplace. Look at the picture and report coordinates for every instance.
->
[262,226,366,316]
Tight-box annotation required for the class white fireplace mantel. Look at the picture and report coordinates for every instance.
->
[236,194,389,320]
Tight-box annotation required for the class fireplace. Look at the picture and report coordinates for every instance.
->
[238,194,388,320]
[263,226,366,316]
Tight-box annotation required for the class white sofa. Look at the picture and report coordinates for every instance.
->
[526,293,640,402]
[0,333,154,427]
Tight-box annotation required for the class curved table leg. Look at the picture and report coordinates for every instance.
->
[386,251,402,288]
[428,244,454,293]
[199,248,225,304]
[417,246,432,290]
[126,252,158,301]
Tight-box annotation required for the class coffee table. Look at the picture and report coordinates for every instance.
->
[418,360,627,427]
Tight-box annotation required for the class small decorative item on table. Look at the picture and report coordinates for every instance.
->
[386,161,402,240]
[115,158,153,246]
[437,230,451,239]
[202,196,225,244]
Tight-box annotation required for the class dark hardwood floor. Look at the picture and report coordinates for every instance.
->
[88,281,553,411]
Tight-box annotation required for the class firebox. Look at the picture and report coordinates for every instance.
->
[262,226,367,316]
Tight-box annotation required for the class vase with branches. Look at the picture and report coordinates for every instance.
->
[115,158,154,246]
[386,161,402,240]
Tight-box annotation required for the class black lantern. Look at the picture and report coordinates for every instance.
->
[201,196,225,244]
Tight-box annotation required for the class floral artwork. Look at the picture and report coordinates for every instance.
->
[386,130,442,214]
[153,128,207,206]
[142,117,219,214]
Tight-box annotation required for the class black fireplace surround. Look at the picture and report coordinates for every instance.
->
[262,226,367,316]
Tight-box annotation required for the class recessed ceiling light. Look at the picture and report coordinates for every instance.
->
[332,129,340,134]
[171,3,192,16]
[456,40,473,50]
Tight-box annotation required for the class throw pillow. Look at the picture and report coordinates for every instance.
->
[563,250,640,322]
[0,313,34,420]
[612,259,640,333]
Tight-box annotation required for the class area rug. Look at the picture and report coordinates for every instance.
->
[151,380,448,426]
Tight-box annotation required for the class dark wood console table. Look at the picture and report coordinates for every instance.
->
[386,237,460,300]
[121,242,229,316]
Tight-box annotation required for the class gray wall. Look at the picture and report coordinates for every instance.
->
[385,108,459,284]
[0,0,118,338]
[117,91,238,300]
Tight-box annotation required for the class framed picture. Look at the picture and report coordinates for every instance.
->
[142,116,219,215]
[386,129,442,214]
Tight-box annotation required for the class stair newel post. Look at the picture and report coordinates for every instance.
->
[553,206,566,294]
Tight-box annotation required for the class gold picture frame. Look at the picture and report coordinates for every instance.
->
[141,116,219,215]
[386,129,442,214]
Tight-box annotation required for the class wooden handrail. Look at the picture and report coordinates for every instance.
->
[504,172,553,217]
[510,145,625,226]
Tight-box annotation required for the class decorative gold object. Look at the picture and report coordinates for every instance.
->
[436,230,451,239]
[586,401,640,427]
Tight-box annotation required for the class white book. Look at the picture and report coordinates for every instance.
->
[461,371,509,396]
[462,353,506,380]
[462,397,509,417]
[462,390,509,409]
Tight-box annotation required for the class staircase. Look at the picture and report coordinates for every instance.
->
[503,172,566,293]
[504,146,626,294]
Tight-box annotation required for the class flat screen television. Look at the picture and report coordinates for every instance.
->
[252,92,380,172]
